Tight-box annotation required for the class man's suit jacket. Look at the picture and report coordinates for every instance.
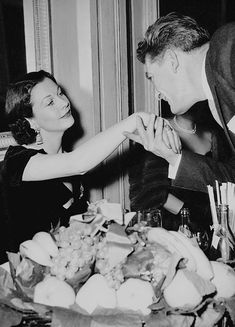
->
[172,22,235,193]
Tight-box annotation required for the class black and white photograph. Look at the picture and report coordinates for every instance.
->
[0,1,235,326]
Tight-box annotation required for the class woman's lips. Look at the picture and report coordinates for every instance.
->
[61,109,71,118]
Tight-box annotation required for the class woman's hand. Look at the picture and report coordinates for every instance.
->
[162,119,182,154]
[136,112,152,126]
[124,114,182,165]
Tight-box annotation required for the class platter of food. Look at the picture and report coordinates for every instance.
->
[0,200,234,327]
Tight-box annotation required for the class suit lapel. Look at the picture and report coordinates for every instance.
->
[211,85,235,152]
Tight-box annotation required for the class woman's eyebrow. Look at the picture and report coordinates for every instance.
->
[39,85,60,105]
[42,94,52,100]
[40,94,53,106]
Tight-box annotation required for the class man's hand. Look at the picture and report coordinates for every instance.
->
[124,114,181,165]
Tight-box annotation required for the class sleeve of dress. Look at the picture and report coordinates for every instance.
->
[2,145,40,186]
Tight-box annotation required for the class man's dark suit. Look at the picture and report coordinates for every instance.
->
[172,22,235,193]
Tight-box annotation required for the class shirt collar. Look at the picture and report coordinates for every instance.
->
[201,55,223,127]
[201,56,214,101]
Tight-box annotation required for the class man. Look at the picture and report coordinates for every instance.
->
[125,12,235,193]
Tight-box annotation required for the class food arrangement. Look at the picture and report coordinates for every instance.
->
[0,200,235,327]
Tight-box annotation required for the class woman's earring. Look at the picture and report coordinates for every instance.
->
[36,129,43,145]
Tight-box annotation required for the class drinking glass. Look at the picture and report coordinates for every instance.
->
[195,231,210,252]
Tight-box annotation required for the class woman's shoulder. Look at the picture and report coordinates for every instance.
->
[3,145,46,168]
[2,145,46,181]
[5,145,42,158]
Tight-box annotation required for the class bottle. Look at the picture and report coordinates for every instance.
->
[178,207,193,238]
[143,209,162,227]
[195,231,210,252]
[217,204,235,262]
[149,209,162,227]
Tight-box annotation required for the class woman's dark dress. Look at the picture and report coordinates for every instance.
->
[1,145,88,252]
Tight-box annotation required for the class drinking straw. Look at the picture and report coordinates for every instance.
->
[232,184,235,233]
[220,183,227,204]
[207,185,219,226]
[228,182,235,234]
[215,180,221,205]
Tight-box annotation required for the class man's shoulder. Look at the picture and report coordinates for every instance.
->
[212,22,235,42]
[208,21,235,62]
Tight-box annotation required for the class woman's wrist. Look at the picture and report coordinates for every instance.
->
[137,112,152,126]
[126,112,151,126]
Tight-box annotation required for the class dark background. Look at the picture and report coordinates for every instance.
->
[0,0,26,132]
[160,0,235,35]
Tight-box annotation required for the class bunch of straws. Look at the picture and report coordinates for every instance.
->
[207,181,235,257]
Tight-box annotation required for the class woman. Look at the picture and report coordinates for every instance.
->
[129,103,232,234]
[1,70,153,252]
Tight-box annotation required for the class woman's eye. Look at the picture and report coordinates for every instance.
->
[47,99,54,106]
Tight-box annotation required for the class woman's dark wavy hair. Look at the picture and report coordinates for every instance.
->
[5,70,57,145]
[137,12,210,64]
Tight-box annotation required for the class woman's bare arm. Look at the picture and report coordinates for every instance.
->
[22,112,150,181]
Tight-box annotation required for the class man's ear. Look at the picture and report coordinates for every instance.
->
[165,49,179,73]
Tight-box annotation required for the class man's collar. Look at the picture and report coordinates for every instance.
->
[201,53,223,127]
[201,56,213,101]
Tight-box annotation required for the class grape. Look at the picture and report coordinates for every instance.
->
[58,241,70,248]
[70,239,82,249]
[50,222,102,280]
[65,266,77,279]
[95,259,106,271]
[50,216,127,287]
[95,238,126,290]
[57,273,66,281]
[83,236,93,246]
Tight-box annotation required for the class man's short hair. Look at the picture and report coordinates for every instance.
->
[137,12,210,64]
